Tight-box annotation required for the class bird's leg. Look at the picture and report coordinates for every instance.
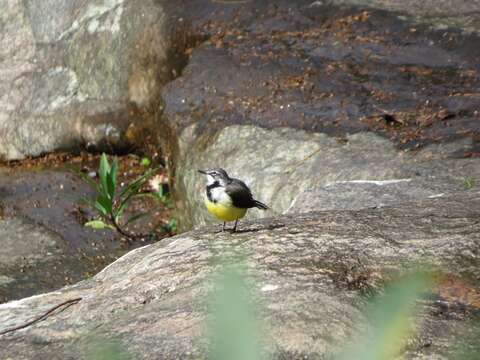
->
[222,222,226,232]
[232,219,238,233]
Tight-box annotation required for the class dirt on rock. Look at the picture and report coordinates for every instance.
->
[162,1,480,151]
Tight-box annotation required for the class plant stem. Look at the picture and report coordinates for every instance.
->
[109,213,152,243]
[110,213,136,243]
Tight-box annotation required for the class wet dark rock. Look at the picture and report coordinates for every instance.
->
[0,168,124,303]
[161,1,480,142]
[0,191,479,359]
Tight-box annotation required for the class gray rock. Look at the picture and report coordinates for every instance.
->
[0,218,63,267]
[0,191,479,359]
[286,178,466,213]
[176,125,480,229]
[0,0,176,160]
[0,276,14,287]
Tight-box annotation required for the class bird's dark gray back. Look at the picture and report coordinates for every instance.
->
[226,179,256,208]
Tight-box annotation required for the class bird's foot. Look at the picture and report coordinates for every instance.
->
[232,219,238,233]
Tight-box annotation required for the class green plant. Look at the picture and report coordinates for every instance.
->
[163,217,177,234]
[81,153,159,242]
[86,338,131,360]
[149,182,171,206]
[335,271,432,360]
[140,157,151,167]
[462,177,475,189]
[208,263,263,360]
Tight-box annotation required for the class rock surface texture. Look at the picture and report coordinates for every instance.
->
[0,0,182,160]
[0,191,479,359]
[155,0,480,229]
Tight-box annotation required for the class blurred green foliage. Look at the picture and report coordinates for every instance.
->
[336,272,432,360]
[86,339,131,360]
[208,264,263,360]
[462,177,475,189]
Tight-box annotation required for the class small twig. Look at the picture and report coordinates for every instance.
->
[0,297,82,336]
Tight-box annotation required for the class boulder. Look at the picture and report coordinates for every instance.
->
[157,1,480,230]
[175,125,480,229]
[0,190,479,359]
[0,0,182,160]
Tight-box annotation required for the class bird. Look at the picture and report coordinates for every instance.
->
[198,168,268,232]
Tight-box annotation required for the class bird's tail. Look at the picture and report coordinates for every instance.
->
[253,200,268,210]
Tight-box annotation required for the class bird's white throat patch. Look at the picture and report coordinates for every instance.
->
[209,186,232,205]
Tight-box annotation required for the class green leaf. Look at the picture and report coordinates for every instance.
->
[97,193,113,215]
[107,157,118,200]
[164,218,177,233]
[114,192,151,223]
[114,199,129,224]
[114,192,142,222]
[124,212,149,226]
[84,220,113,230]
[118,166,159,200]
[140,157,151,167]
[92,200,108,217]
[99,153,111,197]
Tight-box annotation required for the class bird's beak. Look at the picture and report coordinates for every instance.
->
[198,169,207,175]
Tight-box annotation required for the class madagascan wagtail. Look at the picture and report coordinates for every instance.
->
[198,168,268,232]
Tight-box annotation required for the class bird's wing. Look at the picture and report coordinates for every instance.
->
[225,179,255,208]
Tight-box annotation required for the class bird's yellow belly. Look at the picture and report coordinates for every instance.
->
[204,199,247,221]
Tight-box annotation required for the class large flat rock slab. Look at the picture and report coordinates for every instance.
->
[0,191,479,359]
